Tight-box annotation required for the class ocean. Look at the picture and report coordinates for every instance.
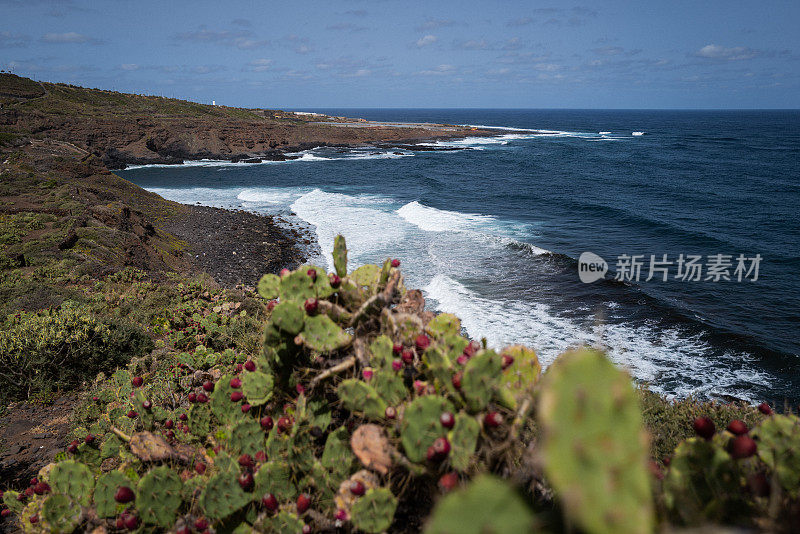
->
[121,109,800,404]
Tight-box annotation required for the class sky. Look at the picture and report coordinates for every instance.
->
[1,0,799,109]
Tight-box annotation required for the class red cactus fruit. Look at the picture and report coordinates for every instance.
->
[392,343,402,355]
[350,480,366,496]
[188,393,197,403]
[385,406,397,419]
[440,412,455,429]
[277,416,293,433]
[260,416,274,431]
[307,268,317,281]
[432,436,451,457]
[244,360,256,372]
[304,298,318,314]
[230,391,244,402]
[126,410,138,419]
[255,451,268,463]
[727,420,749,435]
[196,393,208,403]
[33,482,51,495]
[165,419,174,429]
[230,377,242,389]
[484,411,503,428]
[194,518,209,530]
[84,434,95,444]
[241,404,252,413]
[693,417,715,440]
[391,258,401,267]
[179,413,188,421]
[123,514,139,530]
[415,334,430,352]
[29,515,39,524]
[392,359,403,371]
[132,376,143,387]
[238,471,254,491]
[501,354,514,370]
[195,462,207,475]
[142,400,152,411]
[730,435,757,459]
[452,371,463,390]
[203,381,214,392]
[329,273,341,288]
[362,368,373,381]
[335,508,348,521]
[238,454,254,469]
[438,472,458,492]
[280,268,290,277]
[401,349,414,365]
[114,486,135,504]
[758,402,773,415]
[296,493,311,514]
[262,493,279,512]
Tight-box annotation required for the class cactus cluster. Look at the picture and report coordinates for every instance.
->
[1,233,795,533]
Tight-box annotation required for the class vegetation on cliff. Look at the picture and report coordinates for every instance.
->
[2,235,794,534]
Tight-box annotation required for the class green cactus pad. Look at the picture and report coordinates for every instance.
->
[662,437,744,524]
[41,494,82,534]
[351,487,399,533]
[338,379,387,420]
[426,313,461,338]
[189,402,212,437]
[210,374,242,425]
[448,414,480,472]
[538,349,653,534]
[260,510,305,534]
[3,491,25,514]
[424,474,535,534]
[271,301,305,335]
[50,460,94,506]
[94,471,133,517]
[333,234,348,277]
[460,350,501,412]
[202,472,252,520]
[254,461,295,498]
[369,335,395,370]
[258,273,281,300]
[755,414,800,497]
[297,314,352,353]
[137,466,183,527]
[371,370,407,407]
[280,265,334,301]
[231,419,266,457]
[499,345,541,408]
[321,426,355,480]
[350,264,380,290]
[241,370,275,406]
[401,396,455,463]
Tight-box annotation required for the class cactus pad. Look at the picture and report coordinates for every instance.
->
[425,475,534,534]
[254,461,295,498]
[499,345,541,408]
[41,494,81,534]
[755,414,800,497]
[333,234,348,277]
[189,403,212,437]
[271,301,305,335]
[231,420,266,457]
[351,487,399,533]
[338,379,387,420]
[448,414,480,472]
[241,370,275,406]
[257,273,281,300]
[538,349,653,534]
[210,374,242,425]
[401,396,455,463]
[460,350,501,412]
[202,472,252,520]
[94,471,133,517]
[296,314,352,353]
[426,313,461,338]
[50,460,94,506]
[137,466,182,527]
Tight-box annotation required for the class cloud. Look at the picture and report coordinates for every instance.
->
[506,17,533,27]
[231,18,252,27]
[0,31,30,48]
[119,63,139,71]
[453,37,527,52]
[283,35,312,54]
[455,39,490,51]
[417,64,457,76]
[341,9,367,17]
[415,34,437,48]
[40,32,101,44]
[245,58,273,72]
[693,44,760,61]
[175,28,270,50]
[325,22,368,32]
[416,19,460,31]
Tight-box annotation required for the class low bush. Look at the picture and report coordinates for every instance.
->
[0,301,152,407]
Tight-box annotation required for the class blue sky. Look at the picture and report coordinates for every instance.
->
[1,0,799,108]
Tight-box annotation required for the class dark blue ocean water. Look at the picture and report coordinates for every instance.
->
[122,109,800,404]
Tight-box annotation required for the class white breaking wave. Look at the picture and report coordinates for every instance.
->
[599,131,612,135]
[632,131,645,136]
[423,274,771,401]
[397,201,497,233]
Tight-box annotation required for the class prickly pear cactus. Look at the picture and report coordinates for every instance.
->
[254,461,295,498]
[94,471,133,517]
[202,472,251,520]
[426,313,461,338]
[537,349,653,534]
[280,265,334,301]
[137,467,183,527]
[351,487,399,533]
[333,234,348,277]
[189,402,212,437]
[231,420,266,456]
[448,414,480,471]
[460,350,501,412]
[401,396,455,463]
[258,273,281,300]
[49,460,94,506]
[210,374,242,425]
[338,379,387,420]
[498,345,541,409]
[241,370,275,406]
[296,314,352,352]
[424,474,535,534]
[271,301,305,335]
[41,494,81,534]
[754,414,800,497]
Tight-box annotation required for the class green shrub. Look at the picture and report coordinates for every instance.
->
[0,301,152,407]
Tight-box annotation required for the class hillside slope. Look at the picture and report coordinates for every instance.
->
[0,74,490,168]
